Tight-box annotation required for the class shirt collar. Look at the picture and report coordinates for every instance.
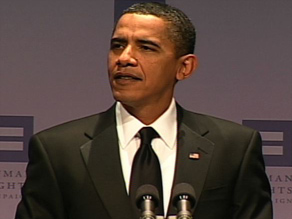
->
[116,99,177,149]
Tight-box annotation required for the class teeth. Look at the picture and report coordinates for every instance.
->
[116,75,141,80]
[120,76,132,80]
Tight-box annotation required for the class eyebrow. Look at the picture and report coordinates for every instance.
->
[110,37,161,49]
[111,37,127,44]
[137,39,161,49]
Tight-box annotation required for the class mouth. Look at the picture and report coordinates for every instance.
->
[114,73,142,81]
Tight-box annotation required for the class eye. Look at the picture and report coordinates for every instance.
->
[110,42,125,50]
[140,45,156,52]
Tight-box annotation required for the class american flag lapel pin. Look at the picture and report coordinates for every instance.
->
[189,152,200,160]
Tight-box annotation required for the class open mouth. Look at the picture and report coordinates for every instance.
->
[114,73,142,81]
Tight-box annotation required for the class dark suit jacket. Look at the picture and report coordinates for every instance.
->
[15,104,272,219]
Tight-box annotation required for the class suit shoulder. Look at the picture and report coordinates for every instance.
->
[31,106,116,150]
[35,105,115,137]
[36,114,99,138]
[182,110,262,152]
[183,109,257,136]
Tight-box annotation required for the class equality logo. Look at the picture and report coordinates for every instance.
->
[0,116,33,163]
[242,120,292,167]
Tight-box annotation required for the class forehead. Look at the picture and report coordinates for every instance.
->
[113,13,169,40]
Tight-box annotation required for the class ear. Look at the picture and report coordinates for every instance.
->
[176,54,198,81]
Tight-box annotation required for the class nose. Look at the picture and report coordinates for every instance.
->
[117,45,138,67]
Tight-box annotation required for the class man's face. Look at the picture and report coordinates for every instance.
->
[108,13,182,109]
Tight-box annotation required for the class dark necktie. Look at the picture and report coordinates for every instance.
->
[129,127,164,217]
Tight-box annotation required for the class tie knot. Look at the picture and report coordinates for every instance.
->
[139,127,159,145]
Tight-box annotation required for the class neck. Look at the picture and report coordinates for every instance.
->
[121,99,173,125]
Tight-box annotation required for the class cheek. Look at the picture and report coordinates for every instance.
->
[107,55,116,72]
[108,51,117,63]
[143,60,176,81]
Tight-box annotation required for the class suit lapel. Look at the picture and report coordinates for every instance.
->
[80,106,134,219]
[167,105,215,215]
[79,104,215,218]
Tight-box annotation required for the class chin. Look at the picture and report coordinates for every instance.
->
[113,93,131,104]
[113,96,139,109]
[112,90,133,101]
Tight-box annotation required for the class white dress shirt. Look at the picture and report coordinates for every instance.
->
[116,99,177,215]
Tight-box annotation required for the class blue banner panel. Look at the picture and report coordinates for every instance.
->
[114,0,165,22]
[0,116,33,162]
[243,120,292,167]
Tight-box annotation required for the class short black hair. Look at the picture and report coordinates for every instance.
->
[121,2,196,57]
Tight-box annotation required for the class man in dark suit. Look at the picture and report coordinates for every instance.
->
[15,2,272,219]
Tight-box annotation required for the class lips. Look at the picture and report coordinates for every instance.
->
[113,72,142,81]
